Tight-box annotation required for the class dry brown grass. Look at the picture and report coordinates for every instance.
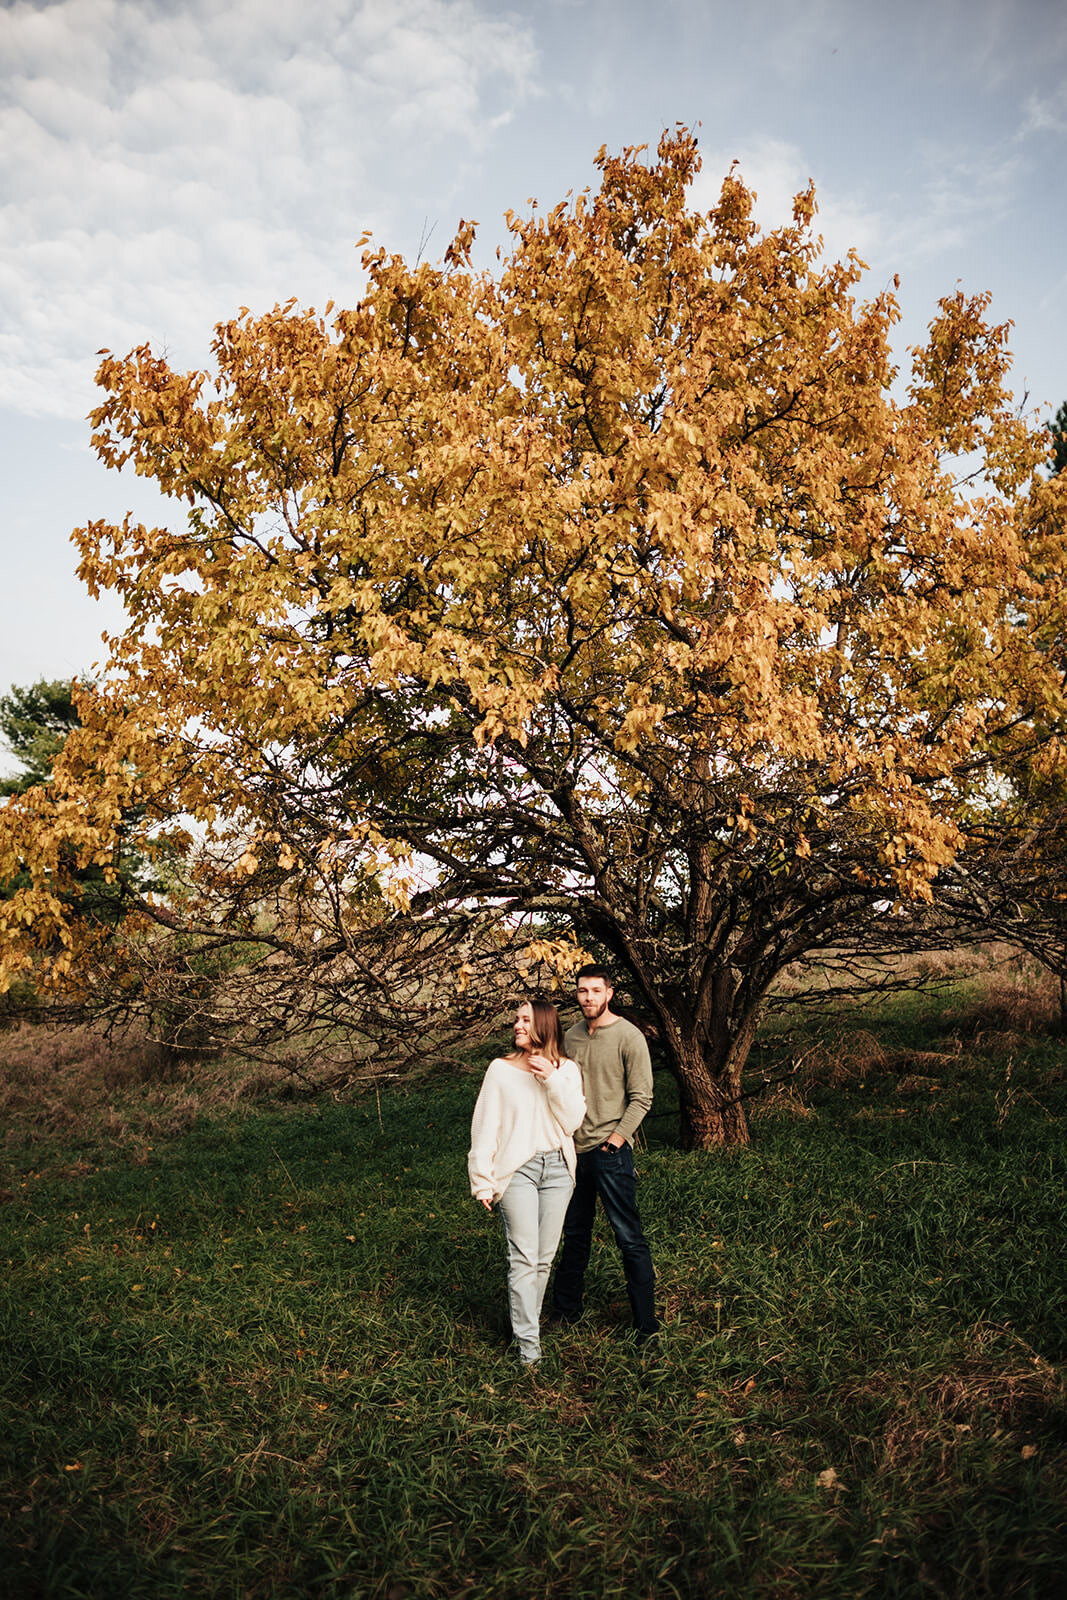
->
[749,1082,814,1122]
[0,1021,374,1163]
[865,1326,1065,1478]
[776,941,1060,1021]
[2,1023,200,1160]
[949,969,1062,1037]
[796,1028,889,1089]
[894,1073,941,1093]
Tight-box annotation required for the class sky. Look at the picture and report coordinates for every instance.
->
[2,0,1066,745]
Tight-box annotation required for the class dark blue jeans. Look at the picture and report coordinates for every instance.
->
[551,1143,658,1336]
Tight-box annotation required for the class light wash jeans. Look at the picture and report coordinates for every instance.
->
[496,1149,574,1363]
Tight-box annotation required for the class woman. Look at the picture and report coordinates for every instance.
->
[468,997,586,1367]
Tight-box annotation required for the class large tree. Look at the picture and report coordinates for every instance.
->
[2,131,1065,1144]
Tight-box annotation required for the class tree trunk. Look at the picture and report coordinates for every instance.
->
[656,1004,759,1149]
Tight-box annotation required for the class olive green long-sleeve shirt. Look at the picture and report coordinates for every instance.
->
[563,1015,653,1153]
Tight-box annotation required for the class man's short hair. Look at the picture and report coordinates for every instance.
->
[575,963,613,986]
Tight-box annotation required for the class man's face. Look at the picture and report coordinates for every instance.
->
[576,977,612,1020]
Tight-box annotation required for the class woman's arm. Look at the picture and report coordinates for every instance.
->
[544,1058,586,1136]
[467,1061,502,1201]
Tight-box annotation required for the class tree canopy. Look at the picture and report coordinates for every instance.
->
[2,130,1065,1144]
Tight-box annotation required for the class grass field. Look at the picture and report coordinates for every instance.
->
[2,964,1065,1598]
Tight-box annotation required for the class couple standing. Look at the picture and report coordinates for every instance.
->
[467,965,659,1366]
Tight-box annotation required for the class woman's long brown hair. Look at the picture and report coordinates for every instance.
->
[526,997,565,1062]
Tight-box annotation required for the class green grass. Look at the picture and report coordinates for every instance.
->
[2,1000,1066,1598]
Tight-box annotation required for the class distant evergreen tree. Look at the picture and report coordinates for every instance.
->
[0,679,80,795]
[1,676,151,923]
[1051,400,1067,475]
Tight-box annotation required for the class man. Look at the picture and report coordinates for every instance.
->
[549,965,659,1343]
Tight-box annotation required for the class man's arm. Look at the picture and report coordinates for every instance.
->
[605,1027,653,1147]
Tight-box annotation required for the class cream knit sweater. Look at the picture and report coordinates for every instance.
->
[467,1057,587,1202]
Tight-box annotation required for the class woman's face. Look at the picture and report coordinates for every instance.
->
[513,1002,534,1052]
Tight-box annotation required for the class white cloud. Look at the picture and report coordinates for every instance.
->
[1020,87,1067,138]
[0,0,538,418]
[690,135,884,268]
[689,127,1026,302]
